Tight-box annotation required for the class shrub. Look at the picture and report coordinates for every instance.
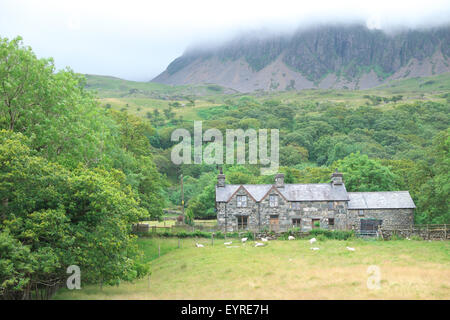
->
[309,228,354,240]
[390,233,404,241]
[214,231,224,239]
[239,231,254,240]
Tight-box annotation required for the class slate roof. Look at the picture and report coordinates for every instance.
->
[348,191,416,209]
[280,184,349,201]
[216,183,349,202]
[215,185,272,202]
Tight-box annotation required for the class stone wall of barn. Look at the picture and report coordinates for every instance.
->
[347,208,414,231]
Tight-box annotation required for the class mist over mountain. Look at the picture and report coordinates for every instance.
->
[152,24,450,92]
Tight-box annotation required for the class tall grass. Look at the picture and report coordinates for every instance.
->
[54,238,450,300]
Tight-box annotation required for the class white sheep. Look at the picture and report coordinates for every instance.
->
[288,235,295,240]
[261,237,268,242]
[346,247,355,251]
[224,241,232,245]
[254,242,265,247]
[309,237,317,244]
[310,247,320,251]
[195,243,204,248]
[241,237,248,243]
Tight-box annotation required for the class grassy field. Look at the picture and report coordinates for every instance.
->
[54,238,450,300]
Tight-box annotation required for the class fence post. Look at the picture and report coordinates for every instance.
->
[427,224,429,240]
[445,224,447,240]
[158,244,160,257]
[211,233,214,246]
[178,238,180,248]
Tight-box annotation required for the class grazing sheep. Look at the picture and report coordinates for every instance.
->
[288,236,295,240]
[241,237,248,243]
[309,238,317,244]
[310,247,320,251]
[224,241,232,245]
[195,243,204,248]
[261,237,268,242]
[346,247,355,251]
[254,242,265,247]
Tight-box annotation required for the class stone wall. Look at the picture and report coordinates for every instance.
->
[347,208,414,231]
[217,188,259,232]
[380,225,449,240]
[217,189,350,232]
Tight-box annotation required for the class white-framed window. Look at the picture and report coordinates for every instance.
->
[237,195,247,207]
[358,210,364,216]
[292,218,301,227]
[269,195,278,207]
[328,202,334,210]
[291,202,301,210]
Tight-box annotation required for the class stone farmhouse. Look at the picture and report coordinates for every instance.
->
[215,170,416,233]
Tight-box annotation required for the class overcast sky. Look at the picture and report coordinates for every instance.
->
[1,0,450,81]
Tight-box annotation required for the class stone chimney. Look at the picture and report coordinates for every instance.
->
[331,169,343,185]
[217,171,226,188]
[275,173,285,188]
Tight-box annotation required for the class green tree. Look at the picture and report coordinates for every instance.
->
[414,129,450,223]
[335,153,399,192]
[0,36,114,168]
[0,130,149,299]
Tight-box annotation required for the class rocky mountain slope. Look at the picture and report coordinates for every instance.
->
[152,24,450,92]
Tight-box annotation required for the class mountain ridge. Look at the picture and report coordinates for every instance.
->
[152,24,450,92]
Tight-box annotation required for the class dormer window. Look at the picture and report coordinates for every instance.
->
[237,195,247,207]
[269,195,278,207]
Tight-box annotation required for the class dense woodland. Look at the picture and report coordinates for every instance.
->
[0,37,165,299]
[0,37,449,299]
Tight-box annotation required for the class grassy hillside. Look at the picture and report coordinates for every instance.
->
[54,238,450,300]
[86,72,450,121]
[375,73,450,93]
[85,74,234,99]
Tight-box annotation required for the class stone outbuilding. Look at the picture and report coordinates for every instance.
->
[215,170,415,233]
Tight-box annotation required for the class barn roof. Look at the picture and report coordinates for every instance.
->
[348,191,416,209]
[216,183,349,202]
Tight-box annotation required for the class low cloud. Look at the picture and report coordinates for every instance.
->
[1,0,449,81]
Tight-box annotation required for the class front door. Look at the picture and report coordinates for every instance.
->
[270,215,279,232]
